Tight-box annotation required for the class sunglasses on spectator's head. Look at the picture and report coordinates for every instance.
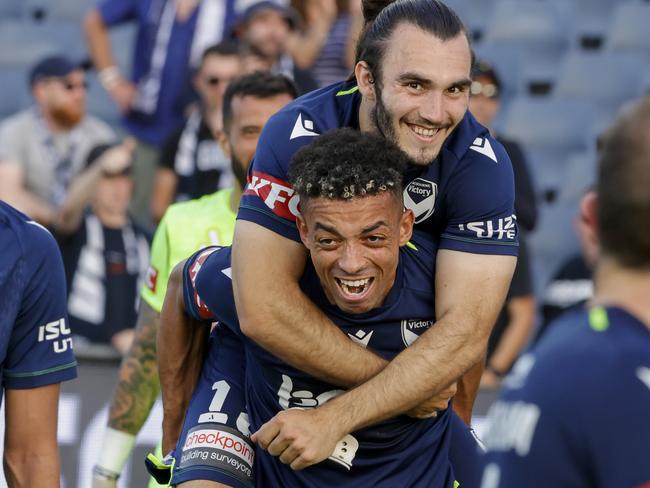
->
[470,81,499,99]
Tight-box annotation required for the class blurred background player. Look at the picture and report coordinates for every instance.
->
[54,140,151,357]
[91,72,297,487]
[0,201,78,486]
[0,54,115,228]
[480,97,650,487]
[150,42,243,223]
[84,0,237,227]
[536,190,597,342]
[230,0,318,94]
[287,0,363,88]
[469,60,537,386]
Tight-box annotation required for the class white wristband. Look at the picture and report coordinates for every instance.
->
[95,427,137,475]
[98,66,121,89]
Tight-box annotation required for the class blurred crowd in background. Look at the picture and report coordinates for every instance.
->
[0,0,648,389]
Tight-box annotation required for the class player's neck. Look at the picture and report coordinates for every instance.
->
[592,257,650,331]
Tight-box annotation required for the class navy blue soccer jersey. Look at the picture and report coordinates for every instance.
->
[0,202,77,398]
[182,232,459,487]
[238,80,518,256]
[481,306,650,488]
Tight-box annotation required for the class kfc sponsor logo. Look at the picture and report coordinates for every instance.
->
[183,428,254,466]
[145,265,158,292]
[244,171,300,221]
[187,248,219,320]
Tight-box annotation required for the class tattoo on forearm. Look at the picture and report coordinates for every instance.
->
[108,302,161,434]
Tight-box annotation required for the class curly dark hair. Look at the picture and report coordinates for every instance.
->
[288,128,409,203]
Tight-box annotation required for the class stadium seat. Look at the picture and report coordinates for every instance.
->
[25,0,95,21]
[559,0,617,42]
[553,50,647,122]
[501,97,594,154]
[85,72,121,130]
[0,20,86,65]
[557,150,597,204]
[483,0,574,87]
[0,67,33,120]
[0,0,25,19]
[528,198,581,294]
[606,2,650,54]
[447,0,499,43]
[501,97,596,199]
[474,42,525,99]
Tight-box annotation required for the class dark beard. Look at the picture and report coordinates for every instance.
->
[50,103,84,128]
[371,85,399,147]
[231,153,248,190]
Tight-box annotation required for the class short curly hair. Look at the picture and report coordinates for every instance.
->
[288,128,409,203]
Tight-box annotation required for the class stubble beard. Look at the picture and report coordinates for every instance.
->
[371,87,434,166]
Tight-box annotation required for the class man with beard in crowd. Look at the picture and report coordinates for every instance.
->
[0,55,114,228]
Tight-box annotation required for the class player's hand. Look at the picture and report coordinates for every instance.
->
[252,408,343,470]
[407,382,457,419]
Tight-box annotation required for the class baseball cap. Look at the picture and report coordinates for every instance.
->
[29,55,81,86]
[235,1,299,30]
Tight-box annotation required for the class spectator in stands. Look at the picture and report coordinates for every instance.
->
[0,55,114,227]
[536,189,597,342]
[231,1,318,94]
[55,141,150,357]
[289,0,364,88]
[84,0,237,227]
[150,42,243,223]
[470,60,537,386]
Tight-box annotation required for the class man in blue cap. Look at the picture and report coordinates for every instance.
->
[0,54,115,227]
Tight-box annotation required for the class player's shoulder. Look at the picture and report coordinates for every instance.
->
[513,306,650,396]
[0,202,60,273]
[444,111,511,168]
[397,230,437,295]
[259,81,359,156]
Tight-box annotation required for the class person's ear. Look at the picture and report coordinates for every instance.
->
[399,208,415,246]
[218,130,231,158]
[297,212,310,249]
[355,61,376,101]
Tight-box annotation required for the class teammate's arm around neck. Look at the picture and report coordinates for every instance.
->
[232,221,387,387]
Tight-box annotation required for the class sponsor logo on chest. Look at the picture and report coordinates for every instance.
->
[403,178,437,224]
[401,318,434,346]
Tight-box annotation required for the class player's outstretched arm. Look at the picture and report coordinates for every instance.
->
[254,250,515,469]
[4,384,61,487]
[158,261,209,454]
[93,301,161,485]
[334,251,514,426]
[232,221,387,387]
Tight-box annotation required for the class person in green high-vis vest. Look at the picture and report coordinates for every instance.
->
[91,72,296,488]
